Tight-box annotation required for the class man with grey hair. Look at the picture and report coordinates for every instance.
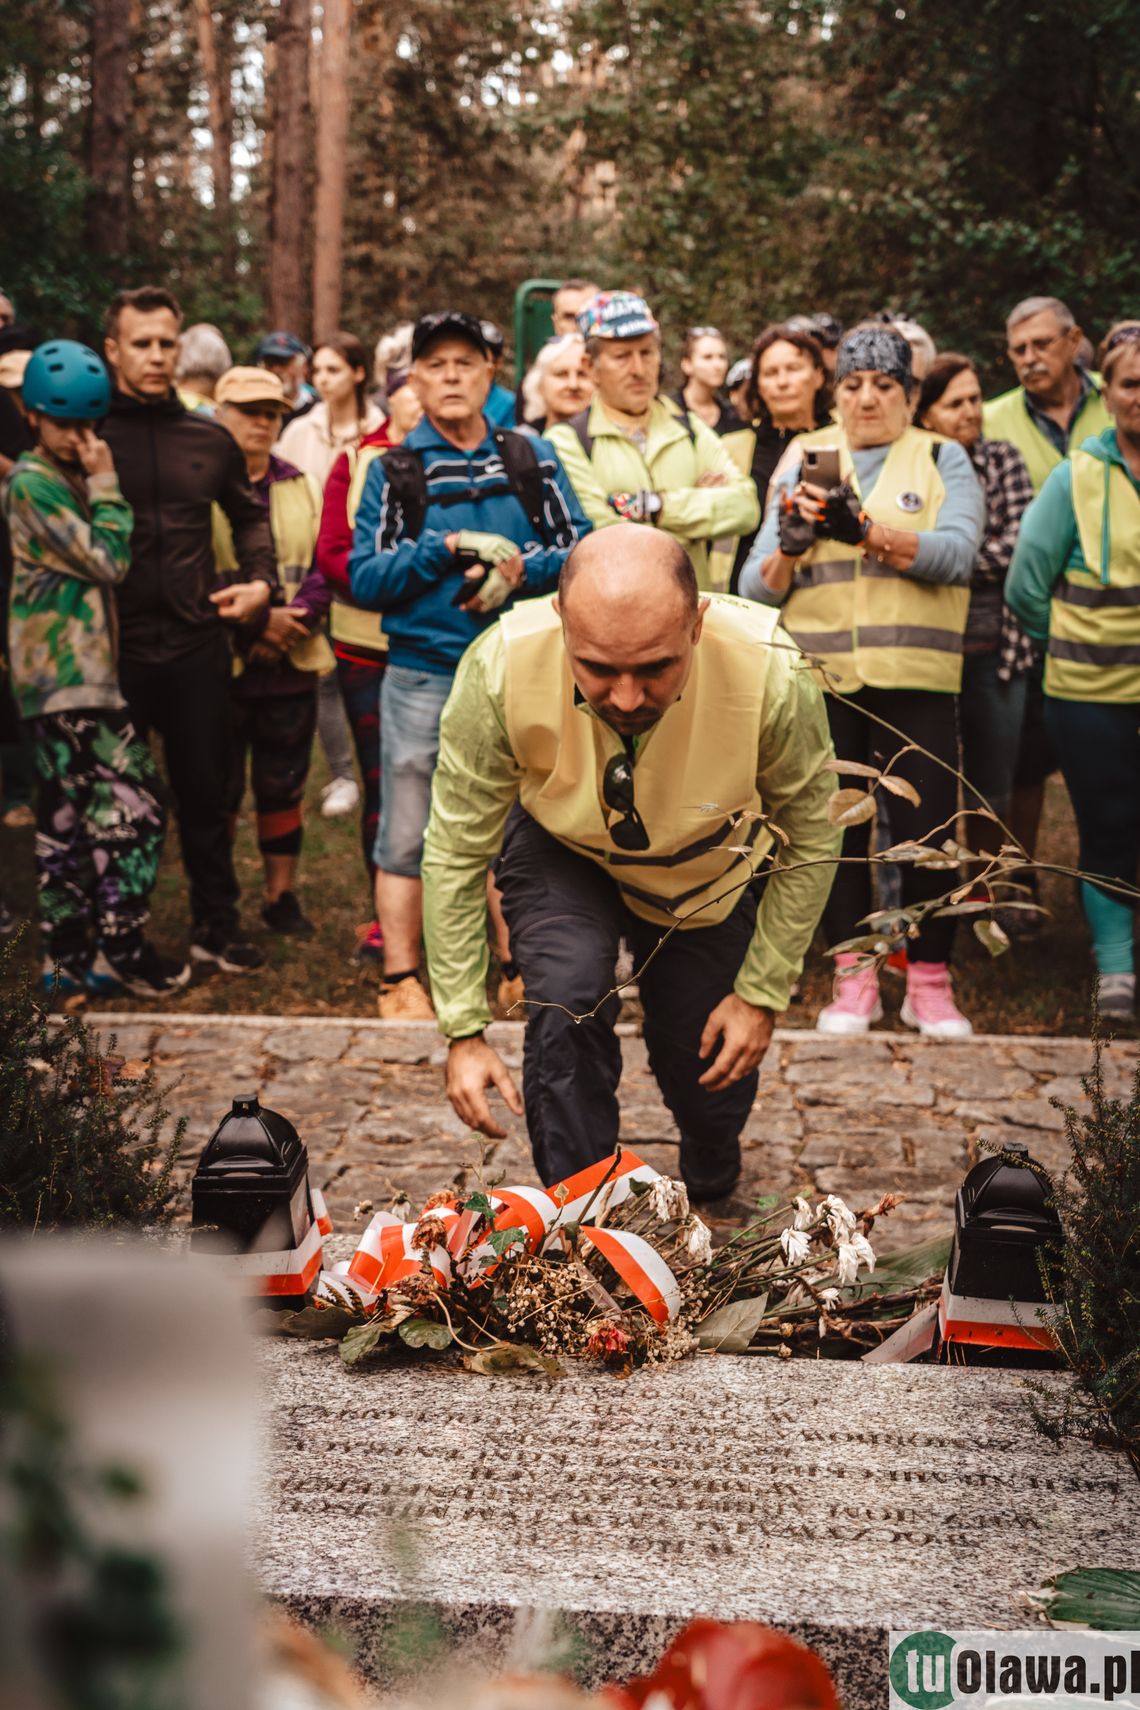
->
[548,291,759,592]
[983,295,1110,493]
[176,322,232,415]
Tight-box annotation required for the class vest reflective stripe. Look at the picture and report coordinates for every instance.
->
[982,385,1112,493]
[212,474,334,674]
[1050,639,1140,666]
[501,595,782,928]
[782,426,968,694]
[1046,448,1140,703]
[1054,581,1140,609]
[331,443,387,653]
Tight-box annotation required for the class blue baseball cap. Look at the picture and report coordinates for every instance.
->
[254,330,311,363]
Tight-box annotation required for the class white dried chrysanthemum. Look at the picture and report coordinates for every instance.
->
[792,1195,814,1231]
[686,1217,713,1265]
[835,1243,860,1285]
[388,1193,413,1224]
[780,1226,811,1265]
[848,1230,876,1273]
[818,1286,841,1307]
[821,1193,857,1237]
[650,1177,690,1222]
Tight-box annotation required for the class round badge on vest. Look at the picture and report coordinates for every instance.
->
[896,490,923,513]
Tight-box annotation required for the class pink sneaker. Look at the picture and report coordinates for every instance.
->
[817,952,883,1036]
[901,960,973,1039]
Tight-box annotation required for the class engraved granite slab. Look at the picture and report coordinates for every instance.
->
[255,1341,1140,1707]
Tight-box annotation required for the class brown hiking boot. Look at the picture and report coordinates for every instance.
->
[378,975,436,1020]
[497,972,526,1016]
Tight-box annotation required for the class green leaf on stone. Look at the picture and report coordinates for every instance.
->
[974,917,1011,956]
[1036,1568,1140,1631]
[696,1293,771,1352]
[340,1322,390,1367]
[486,1225,527,1256]
[845,1237,952,1298]
[398,1316,453,1350]
[272,1302,363,1340]
[462,1342,563,1378]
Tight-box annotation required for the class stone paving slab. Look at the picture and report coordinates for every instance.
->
[89,1014,1138,1251]
[257,1340,1140,1708]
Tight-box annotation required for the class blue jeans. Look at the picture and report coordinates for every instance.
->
[959,650,1029,828]
[376,664,453,877]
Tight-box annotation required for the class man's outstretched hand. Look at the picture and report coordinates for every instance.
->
[446,1035,524,1138]
[697,992,774,1090]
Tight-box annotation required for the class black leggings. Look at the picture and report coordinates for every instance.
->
[823,686,960,965]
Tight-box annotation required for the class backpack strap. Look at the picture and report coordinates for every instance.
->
[493,428,549,544]
[380,432,550,546]
[378,445,429,540]
[663,393,699,449]
[567,407,594,462]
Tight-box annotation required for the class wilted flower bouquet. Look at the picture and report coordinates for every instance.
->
[275,1147,946,1375]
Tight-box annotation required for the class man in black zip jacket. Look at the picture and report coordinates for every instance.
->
[102,285,278,972]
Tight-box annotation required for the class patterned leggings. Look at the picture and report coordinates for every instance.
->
[32,707,165,966]
[226,689,318,856]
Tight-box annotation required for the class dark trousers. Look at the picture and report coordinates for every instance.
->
[336,655,384,889]
[823,686,960,964]
[120,640,240,936]
[495,807,760,1197]
[227,688,318,857]
[1046,697,1140,894]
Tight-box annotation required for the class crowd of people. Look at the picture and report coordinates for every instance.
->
[0,278,1136,1072]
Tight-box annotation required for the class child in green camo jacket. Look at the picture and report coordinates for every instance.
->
[2,340,189,998]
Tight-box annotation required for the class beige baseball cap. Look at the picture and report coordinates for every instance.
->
[0,349,31,390]
[214,366,287,409]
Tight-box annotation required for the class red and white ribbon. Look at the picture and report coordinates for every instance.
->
[326,1151,682,1325]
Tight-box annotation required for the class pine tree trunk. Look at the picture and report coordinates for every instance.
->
[87,0,132,255]
[193,0,235,279]
[311,0,351,339]
[268,0,311,332]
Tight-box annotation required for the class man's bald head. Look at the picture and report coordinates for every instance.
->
[554,525,708,737]
[559,525,698,621]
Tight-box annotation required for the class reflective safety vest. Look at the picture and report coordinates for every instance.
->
[781,425,969,695]
[707,423,757,593]
[501,594,787,928]
[213,472,335,674]
[329,444,388,654]
[1046,449,1140,703]
[983,383,1111,494]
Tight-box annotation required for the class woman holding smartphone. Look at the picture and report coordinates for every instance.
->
[739,325,985,1039]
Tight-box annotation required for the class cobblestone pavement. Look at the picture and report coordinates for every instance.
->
[89,1013,1138,1251]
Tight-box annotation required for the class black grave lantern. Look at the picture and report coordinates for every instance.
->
[948,1141,1061,1303]
[939,1141,1062,1355]
[191,1094,321,1309]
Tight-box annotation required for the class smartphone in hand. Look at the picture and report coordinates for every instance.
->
[802,445,842,489]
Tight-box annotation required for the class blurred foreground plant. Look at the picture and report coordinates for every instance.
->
[0,936,183,1229]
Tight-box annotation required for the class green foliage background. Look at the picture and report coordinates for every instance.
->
[1,0,1138,377]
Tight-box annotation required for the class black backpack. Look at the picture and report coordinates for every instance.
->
[379,428,550,544]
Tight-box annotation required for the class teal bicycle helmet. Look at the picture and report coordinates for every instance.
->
[22,340,111,420]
